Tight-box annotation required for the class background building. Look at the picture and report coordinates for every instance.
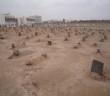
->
[0,13,42,28]
[0,13,18,28]
[18,15,42,26]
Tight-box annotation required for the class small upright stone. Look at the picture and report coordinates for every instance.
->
[74,46,78,49]
[42,53,47,58]
[104,35,107,40]
[96,49,101,53]
[48,41,52,45]
[35,32,38,36]
[93,43,97,47]
[13,49,19,56]
[47,34,50,38]
[82,37,86,42]
[12,43,15,49]
[23,42,25,45]
[18,32,21,36]
[78,42,81,45]
[100,38,104,42]
[64,38,68,41]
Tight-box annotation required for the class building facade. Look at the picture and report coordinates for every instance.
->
[0,13,18,28]
[18,15,42,26]
[0,13,42,28]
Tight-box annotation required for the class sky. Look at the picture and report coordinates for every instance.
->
[0,0,110,20]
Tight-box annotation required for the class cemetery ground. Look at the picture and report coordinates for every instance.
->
[0,23,110,96]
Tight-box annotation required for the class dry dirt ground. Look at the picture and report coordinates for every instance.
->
[0,23,110,96]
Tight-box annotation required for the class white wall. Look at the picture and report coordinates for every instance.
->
[35,16,42,23]
[19,16,42,26]
[6,22,17,27]
[1,14,42,27]
[0,14,5,25]
[0,14,18,27]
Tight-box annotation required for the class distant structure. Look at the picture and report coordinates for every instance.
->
[18,16,42,26]
[0,13,42,28]
[63,19,65,23]
[0,13,18,28]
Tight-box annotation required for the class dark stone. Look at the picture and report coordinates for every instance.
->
[78,42,81,45]
[42,53,47,58]
[100,38,104,42]
[91,59,104,76]
[64,38,68,41]
[0,36,4,39]
[82,37,86,42]
[48,41,52,45]
[35,32,38,36]
[13,50,19,56]
[75,33,78,35]
[18,32,21,36]
[93,43,97,47]
[74,46,78,49]
[47,34,50,38]
[23,42,25,45]
[96,49,101,53]
[12,43,15,49]
[104,35,107,40]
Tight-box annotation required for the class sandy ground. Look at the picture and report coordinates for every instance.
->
[0,23,110,96]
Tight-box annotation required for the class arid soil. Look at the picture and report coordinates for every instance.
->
[0,23,110,96]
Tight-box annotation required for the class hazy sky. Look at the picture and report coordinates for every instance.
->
[0,0,110,20]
